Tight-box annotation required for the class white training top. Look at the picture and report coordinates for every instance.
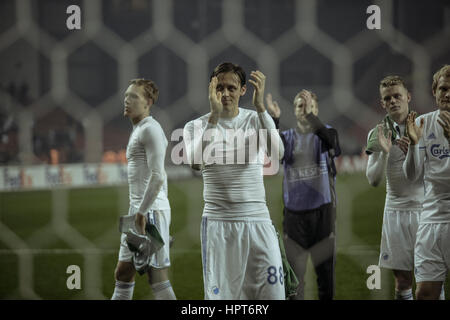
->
[183,108,284,219]
[366,122,424,209]
[403,110,450,223]
[126,116,170,215]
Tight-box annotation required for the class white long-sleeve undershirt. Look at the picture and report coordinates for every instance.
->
[127,116,170,215]
[401,110,450,223]
[183,108,283,219]
[366,151,388,187]
[365,126,423,209]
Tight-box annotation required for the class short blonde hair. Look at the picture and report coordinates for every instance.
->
[379,75,408,93]
[129,78,159,104]
[432,65,450,94]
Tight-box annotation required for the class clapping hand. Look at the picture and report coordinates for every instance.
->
[406,112,424,145]
[266,93,281,118]
[249,71,266,113]
[209,76,223,116]
[377,124,392,153]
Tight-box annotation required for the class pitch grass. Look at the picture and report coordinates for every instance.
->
[0,173,449,299]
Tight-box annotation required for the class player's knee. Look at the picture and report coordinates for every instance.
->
[393,271,412,290]
[114,263,135,282]
[416,287,433,300]
[395,278,412,290]
[416,287,426,300]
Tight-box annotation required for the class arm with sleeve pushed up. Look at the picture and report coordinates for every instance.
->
[258,110,285,162]
[137,125,168,215]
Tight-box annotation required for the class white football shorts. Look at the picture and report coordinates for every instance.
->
[118,209,171,269]
[415,223,450,283]
[201,217,285,300]
[378,208,420,270]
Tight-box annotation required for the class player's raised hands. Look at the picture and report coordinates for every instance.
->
[266,93,281,118]
[249,71,266,112]
[377,124,392,153]
[437,110,450,143]
[299,90,313,114]
[406,112,424,145]
[209,76,223,115]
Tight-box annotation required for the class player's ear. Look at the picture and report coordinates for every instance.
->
[240,85,246,96]
[407,91,411,103]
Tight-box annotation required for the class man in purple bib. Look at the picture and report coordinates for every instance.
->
[267,90,340,300]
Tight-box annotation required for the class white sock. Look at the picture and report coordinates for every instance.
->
[395,288,413,300]
[151,280,176,300]
[440,285,445,300]
[111,280,135,300]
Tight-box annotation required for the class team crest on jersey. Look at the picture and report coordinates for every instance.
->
[427,132,436,140]
[430,144,450,159]
[212,286,219,295]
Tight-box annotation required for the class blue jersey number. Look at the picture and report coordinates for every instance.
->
[267,266,284,285]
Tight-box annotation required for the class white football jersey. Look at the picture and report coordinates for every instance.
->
[404,110,450,223]
[183,108,283,219]
[126,116,170,214]
[366,123,424,209]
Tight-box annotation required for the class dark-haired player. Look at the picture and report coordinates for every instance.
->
[183,62,285,299]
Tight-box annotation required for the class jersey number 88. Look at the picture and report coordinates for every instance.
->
[267,266,284,285]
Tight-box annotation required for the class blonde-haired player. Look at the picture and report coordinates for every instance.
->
[365,75,422,300]
[111,79,176,300]
[404,65,450,300]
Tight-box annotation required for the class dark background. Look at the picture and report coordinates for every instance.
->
[1,0,449,164]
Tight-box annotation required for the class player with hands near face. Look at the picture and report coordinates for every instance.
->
[183,62,285,300]
[266,88,341,300]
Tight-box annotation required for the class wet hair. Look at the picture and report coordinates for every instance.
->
[379,75,409,93]
[129,78,159,104]
[432,65,450,94]
[210,62,246,87]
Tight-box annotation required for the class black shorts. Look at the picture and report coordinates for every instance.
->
[283,203,336,250]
